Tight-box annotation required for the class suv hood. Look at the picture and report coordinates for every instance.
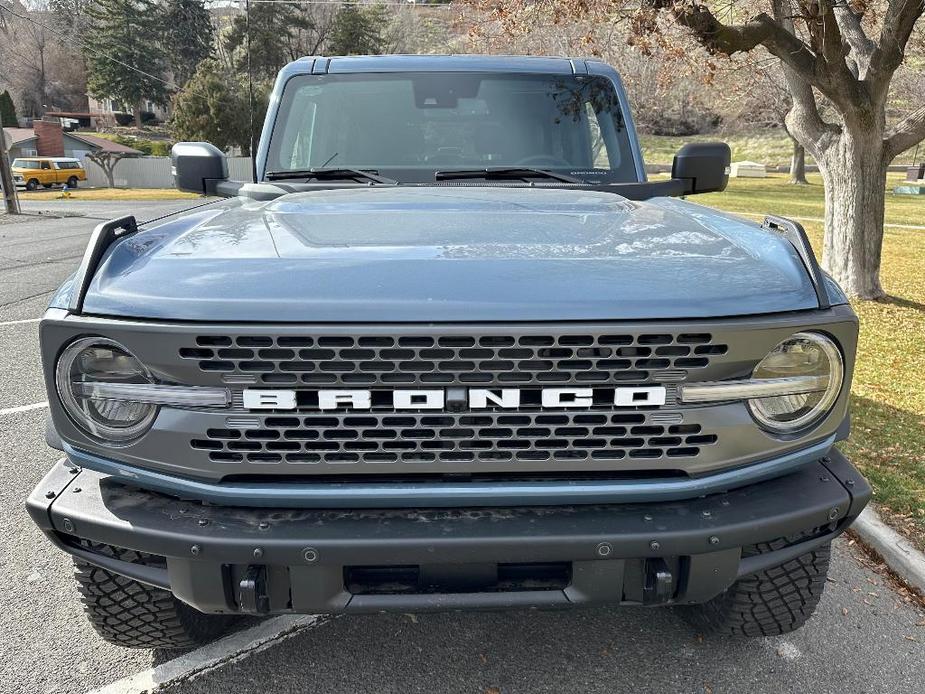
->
[78,187,820,322]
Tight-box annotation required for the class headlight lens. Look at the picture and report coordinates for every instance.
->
[748,332,843,433]
[55,337,158,443]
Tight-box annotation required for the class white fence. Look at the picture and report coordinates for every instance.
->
[83,156,255,189]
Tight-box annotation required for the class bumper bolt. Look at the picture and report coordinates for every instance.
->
[303,547,318,563]
[62,518,74,533]
[643,514,653,522]
[72,487,81,494]
[822,456,831,463]
[190,544,201,556]
[820,476,830,482]
[253,548,264,559]
[197,519,209,527]
[596,542,613,557]
[846,479,855,487]
[709,535,720,545]
[45,491,55,499]
[68,467,79,475]
[649,540,660,551]
[701,510,712,518]
[828,507,840,521]
[258,521,269,530]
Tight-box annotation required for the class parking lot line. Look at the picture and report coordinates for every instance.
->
[87,615,327,694]
[0,317,41,326]
[0,401,48,416]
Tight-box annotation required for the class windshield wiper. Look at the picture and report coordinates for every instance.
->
[434,167,586,184]
[266,168,398,185]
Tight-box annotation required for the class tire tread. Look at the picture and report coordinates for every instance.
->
[73,554,235,649]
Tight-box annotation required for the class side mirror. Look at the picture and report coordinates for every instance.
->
[672,142,731,195]
[171,142,229,194]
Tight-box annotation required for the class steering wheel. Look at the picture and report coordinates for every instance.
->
[516,155,572,168]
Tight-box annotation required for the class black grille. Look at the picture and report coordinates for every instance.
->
[190,412,718,466]
[180,332,728,386]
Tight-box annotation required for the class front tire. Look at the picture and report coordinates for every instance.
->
[74,556,237,649]
[67,176,79,188]
[26,178,39,191]
[680,538,831,637]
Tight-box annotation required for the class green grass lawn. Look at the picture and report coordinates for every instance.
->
[641,132,803,167]
[698,173,925,547]
[641,131,921,167]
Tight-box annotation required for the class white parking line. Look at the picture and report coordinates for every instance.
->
[0,317,41,326]
[88,615,327,694]
[0,401,48,416]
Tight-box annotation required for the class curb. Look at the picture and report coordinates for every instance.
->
[851,506,925,595]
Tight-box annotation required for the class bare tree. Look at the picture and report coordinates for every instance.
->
[85,151,134,188]
[0,1,89,115]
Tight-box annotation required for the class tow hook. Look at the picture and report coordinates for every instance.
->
[643,558,674,604]
[239,565,270,614]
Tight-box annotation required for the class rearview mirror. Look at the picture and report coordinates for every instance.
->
[171,142,229,195]
[672,143,731,195]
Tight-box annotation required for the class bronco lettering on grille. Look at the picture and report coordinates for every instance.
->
[242,386,667,411]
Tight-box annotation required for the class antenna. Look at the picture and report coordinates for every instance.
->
[245,0,257,183]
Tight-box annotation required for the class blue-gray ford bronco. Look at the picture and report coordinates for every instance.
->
[27,55,871,648]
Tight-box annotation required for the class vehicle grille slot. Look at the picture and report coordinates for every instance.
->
[181,332,728,386]
[190,411,718,467]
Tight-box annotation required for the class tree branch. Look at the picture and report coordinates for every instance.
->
[663,2,862,113]
[884,104,925,161]
[769,0,839,159]
[871,0,925,79]
[832,3,875,77]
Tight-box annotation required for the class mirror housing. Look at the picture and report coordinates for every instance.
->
[171,142,229,195]
[671,142,731,195]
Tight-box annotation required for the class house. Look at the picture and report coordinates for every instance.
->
[3,122,142,162]
[86,96,169,125]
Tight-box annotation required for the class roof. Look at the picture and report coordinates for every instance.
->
[2,127,38,146]
[45,112,101,118]
[65,133,142,155]
[11,156,82,162]
[303,54,582,76]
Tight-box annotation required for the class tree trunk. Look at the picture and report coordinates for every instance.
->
[789,140,808,185]
[819,128,888,300]
[133,103,143,129]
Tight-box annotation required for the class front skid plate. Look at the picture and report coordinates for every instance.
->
[26,451,870,613]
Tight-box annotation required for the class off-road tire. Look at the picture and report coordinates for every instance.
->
[26,178,39,191]
[680,537,831,637]
[74,556,236,649]
[67,176,79,188]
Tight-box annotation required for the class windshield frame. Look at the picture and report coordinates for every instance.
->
[262,70,645,186]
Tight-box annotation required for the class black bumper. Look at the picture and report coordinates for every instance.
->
[27,451,870,615]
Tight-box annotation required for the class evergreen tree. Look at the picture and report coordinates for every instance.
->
[162,0,214,87]
[224,5,312,81]
[0,90,18,127]
[83,0,168,128]
[170,58,268,156]
[329,4,387,56]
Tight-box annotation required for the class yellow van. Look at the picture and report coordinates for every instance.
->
[11,157,87,190]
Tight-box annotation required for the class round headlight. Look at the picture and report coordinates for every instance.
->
[748,332,843,433]
[55,337,157,443]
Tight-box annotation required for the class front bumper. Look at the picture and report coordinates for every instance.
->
[27,451,870,615]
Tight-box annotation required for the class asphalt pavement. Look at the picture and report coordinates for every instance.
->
[1,201,923,694]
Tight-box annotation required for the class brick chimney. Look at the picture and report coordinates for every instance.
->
[34,120,64,157]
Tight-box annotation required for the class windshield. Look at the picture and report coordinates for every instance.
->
[266,72,638,184]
